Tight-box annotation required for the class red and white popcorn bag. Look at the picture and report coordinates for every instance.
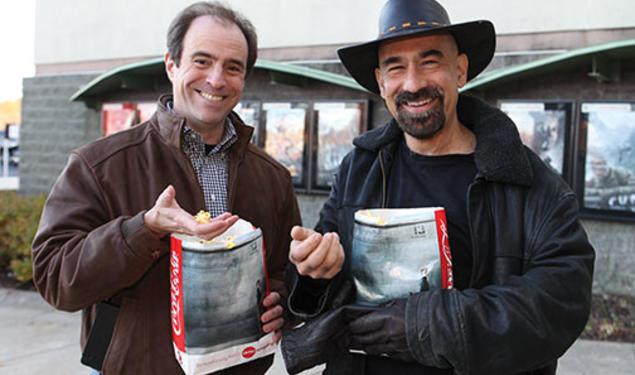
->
[170,219,276,374]
[352,207,454,306]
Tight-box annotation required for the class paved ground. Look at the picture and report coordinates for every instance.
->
[0,288,633,375]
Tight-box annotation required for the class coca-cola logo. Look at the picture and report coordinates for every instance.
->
[438,220,451,263]
[438,220,454,287]
[242,346,256,359]
[170,249,182,336]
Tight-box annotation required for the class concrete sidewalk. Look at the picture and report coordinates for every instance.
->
[0,288,633,374]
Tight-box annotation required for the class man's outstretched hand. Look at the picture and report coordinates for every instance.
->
[143,185,238,240]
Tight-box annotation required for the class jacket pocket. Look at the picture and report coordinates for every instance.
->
[102,297,143,375]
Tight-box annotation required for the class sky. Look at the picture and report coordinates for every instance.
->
[0,0,35,102]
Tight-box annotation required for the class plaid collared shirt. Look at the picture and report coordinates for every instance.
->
[182,120,237,217]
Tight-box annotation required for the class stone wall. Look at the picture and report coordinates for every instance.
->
[297,193,329,230]
[583,219,635,296]
[19,74,100,196]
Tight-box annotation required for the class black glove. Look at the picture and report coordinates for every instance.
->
[281,304,378,374]
[349,298,414,362]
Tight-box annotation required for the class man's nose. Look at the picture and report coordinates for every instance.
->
[206,65,226,88]
[402,66,427,93]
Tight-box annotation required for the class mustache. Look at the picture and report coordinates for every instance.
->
[395,87,444,107]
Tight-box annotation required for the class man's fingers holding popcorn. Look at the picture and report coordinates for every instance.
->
[318,233,345,279]
[289,226,344,279]
[289,226,323,264]
[301,232,344,279]
[290,226,315,241]
[193,213,239,240]
[144,186,238,239]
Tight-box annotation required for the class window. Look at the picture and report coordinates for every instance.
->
[576,102,635,220]
[1,124,19,184]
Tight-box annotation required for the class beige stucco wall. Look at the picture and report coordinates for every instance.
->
[35,0,635,65]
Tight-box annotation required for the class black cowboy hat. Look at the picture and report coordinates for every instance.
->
[338,0,496,94]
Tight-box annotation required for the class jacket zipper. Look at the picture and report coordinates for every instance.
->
[378,149,387,208]
[465,175,484,288]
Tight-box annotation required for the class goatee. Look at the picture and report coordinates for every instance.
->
[395,86,445,139]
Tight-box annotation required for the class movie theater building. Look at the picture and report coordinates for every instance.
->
[20,0,635,295]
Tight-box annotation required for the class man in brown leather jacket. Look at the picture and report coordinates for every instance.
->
[31,2,301,374]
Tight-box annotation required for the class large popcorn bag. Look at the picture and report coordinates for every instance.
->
[280,207,454,373]
[170,218,276,374]
[352,207,453,306]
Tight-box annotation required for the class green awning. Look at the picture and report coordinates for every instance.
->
[462,38,635,92]
[70,58,367,102]
[71,38,635,102]
[70,57,167,102]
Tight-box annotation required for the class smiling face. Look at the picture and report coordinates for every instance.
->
[375,33,467,140]
[165,15,247,138]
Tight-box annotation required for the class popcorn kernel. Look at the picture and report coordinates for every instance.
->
[194,210,211,224]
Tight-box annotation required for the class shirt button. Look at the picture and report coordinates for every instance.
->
[151,250,161,259]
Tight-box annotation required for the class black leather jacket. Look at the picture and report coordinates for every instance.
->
[286,95,595,375]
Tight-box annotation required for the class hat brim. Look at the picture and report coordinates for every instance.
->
[337,20,495,94]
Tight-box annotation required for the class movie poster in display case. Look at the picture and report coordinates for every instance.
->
[313,101,366,188]
[577,102,635,220]
[102,103,136,136]
[262,102,308,185]
[500,101,572,177]
[234,101,260,145]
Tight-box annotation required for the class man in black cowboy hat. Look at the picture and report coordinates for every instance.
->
[283,0,595,374]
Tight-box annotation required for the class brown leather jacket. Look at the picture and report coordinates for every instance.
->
[32,95,301,375]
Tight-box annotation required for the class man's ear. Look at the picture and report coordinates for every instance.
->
[165,52,176,82]
[457,53,468,88]
[375,68,386,99]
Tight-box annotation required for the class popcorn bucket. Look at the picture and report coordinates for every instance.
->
[352,207,453,306]
[170,219,276,374]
